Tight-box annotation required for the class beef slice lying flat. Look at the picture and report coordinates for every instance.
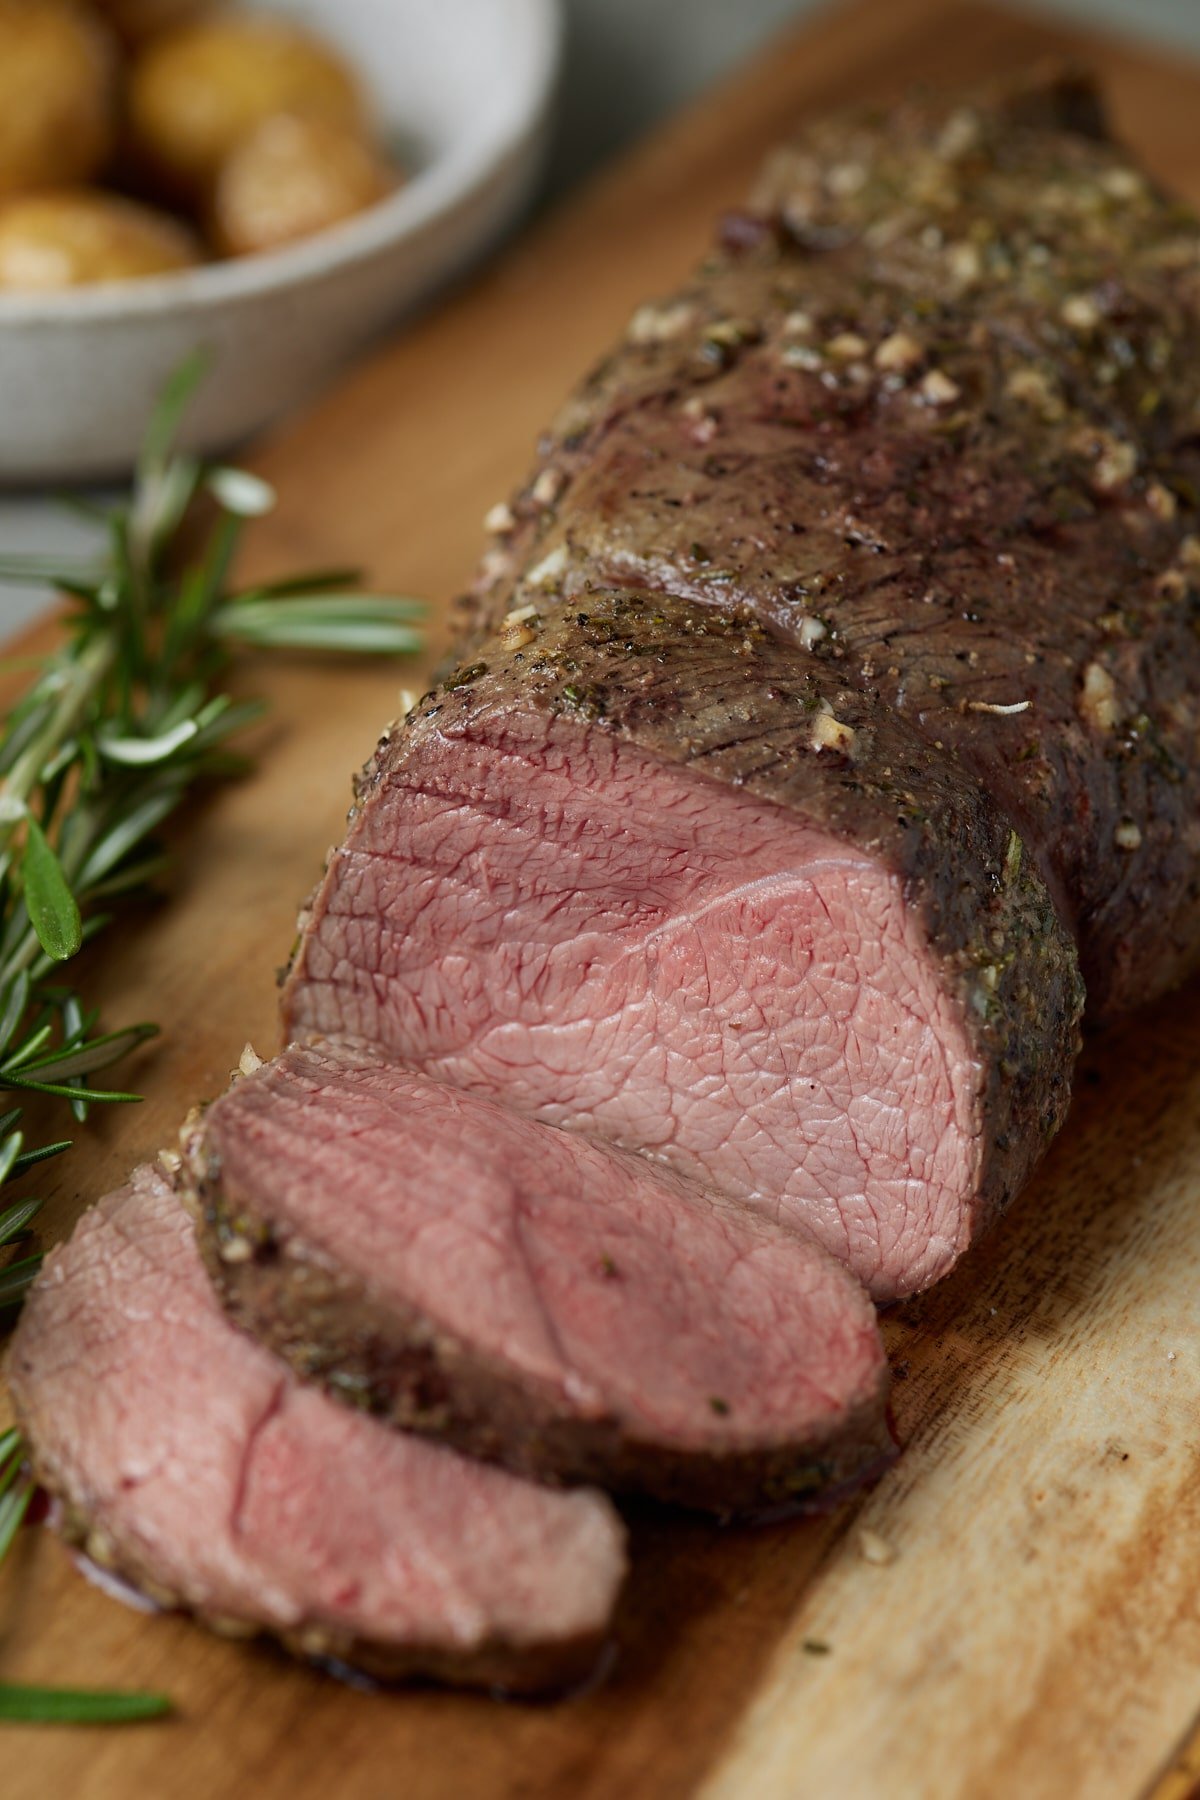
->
[6,1162,627,1693]
[182,1039,894,1513]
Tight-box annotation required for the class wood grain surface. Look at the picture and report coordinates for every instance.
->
[3,1,1200,1795]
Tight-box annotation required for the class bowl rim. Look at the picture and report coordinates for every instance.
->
[0,0,563,328]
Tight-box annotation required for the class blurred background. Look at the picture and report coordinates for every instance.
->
[3,0,1200,633]
[553,0,1200,197]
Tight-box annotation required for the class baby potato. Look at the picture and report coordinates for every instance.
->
[92,0,210,47]
[213,113,394,257]
[128,15,366,199]
[0,190,202,291]
[0,0,118,199]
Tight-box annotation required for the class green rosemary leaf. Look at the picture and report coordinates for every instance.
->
[251,593,421,620]
[2,1024,54,1072]
[0,1134,24,1189]
[190,512,243,620]
[81,855,170,904]
[211,596,424,653]
[136,347,208,485]
[0,1472,34,1557]
[142,454,202,555]
[21,822,82,965]
[149,678,209,732]
[0,1427,19,1468]
[75,793,179,889]
[0,1193,40,1245]
[0,1442,23,1504]
[0,1686,172,1725]
[55,992,84,1039]
[0,1255,43,1308]
[0,558,103,587]
[0,1075,142,1104]
[15,1022,158,1085]
[187,697,266,752]
[0,975,29,1053]
[10,1142,69,1176]
[56,578,109,606]
[41,738,81,786]
[0,730,45,789]
[238,565,363,600]
[96,719,202,767]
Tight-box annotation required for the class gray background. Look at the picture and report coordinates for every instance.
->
[4,0,1200,634]
[550,0,1200,195]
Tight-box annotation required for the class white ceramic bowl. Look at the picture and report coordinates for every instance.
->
[0,0,562,483]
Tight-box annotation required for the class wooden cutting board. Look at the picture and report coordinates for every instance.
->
[4,0,1200,1793]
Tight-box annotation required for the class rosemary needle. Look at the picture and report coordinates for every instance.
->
[0,357,424,1722]
[0,350,423,1306]
[0,1687,172,1725]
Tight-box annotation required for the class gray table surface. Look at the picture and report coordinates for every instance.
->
[4,0,1199,637]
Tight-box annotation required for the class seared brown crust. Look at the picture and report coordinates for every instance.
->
[458,76,1200,1018]
[31,1484,609,1695]
[323,591,1081,1267]
[180,1098,896,1516]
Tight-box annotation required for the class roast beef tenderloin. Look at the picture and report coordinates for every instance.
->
[283,598,1079,1302]
[283,76,1200,1303]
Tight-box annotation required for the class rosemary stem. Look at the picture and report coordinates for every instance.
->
[0,634,116,829]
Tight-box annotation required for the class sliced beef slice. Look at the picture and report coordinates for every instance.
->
[458,78,1200,1019]
[283,597,1080,1304]
[6,1163,627,1693]
[182,1039,894,1512]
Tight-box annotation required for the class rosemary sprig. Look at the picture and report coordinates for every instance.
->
[0,356,422,1722]
[0,352,422,1301]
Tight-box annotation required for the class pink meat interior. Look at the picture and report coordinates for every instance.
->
[206,1042,887,1453]
[286,719,983,1301]
[7,1165,625,1653]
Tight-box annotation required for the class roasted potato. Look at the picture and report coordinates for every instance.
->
[212,112,393,257]
[128,15,365,199]
[92,0,210,47]
[0,0,118,200]
[0,190,202,290]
